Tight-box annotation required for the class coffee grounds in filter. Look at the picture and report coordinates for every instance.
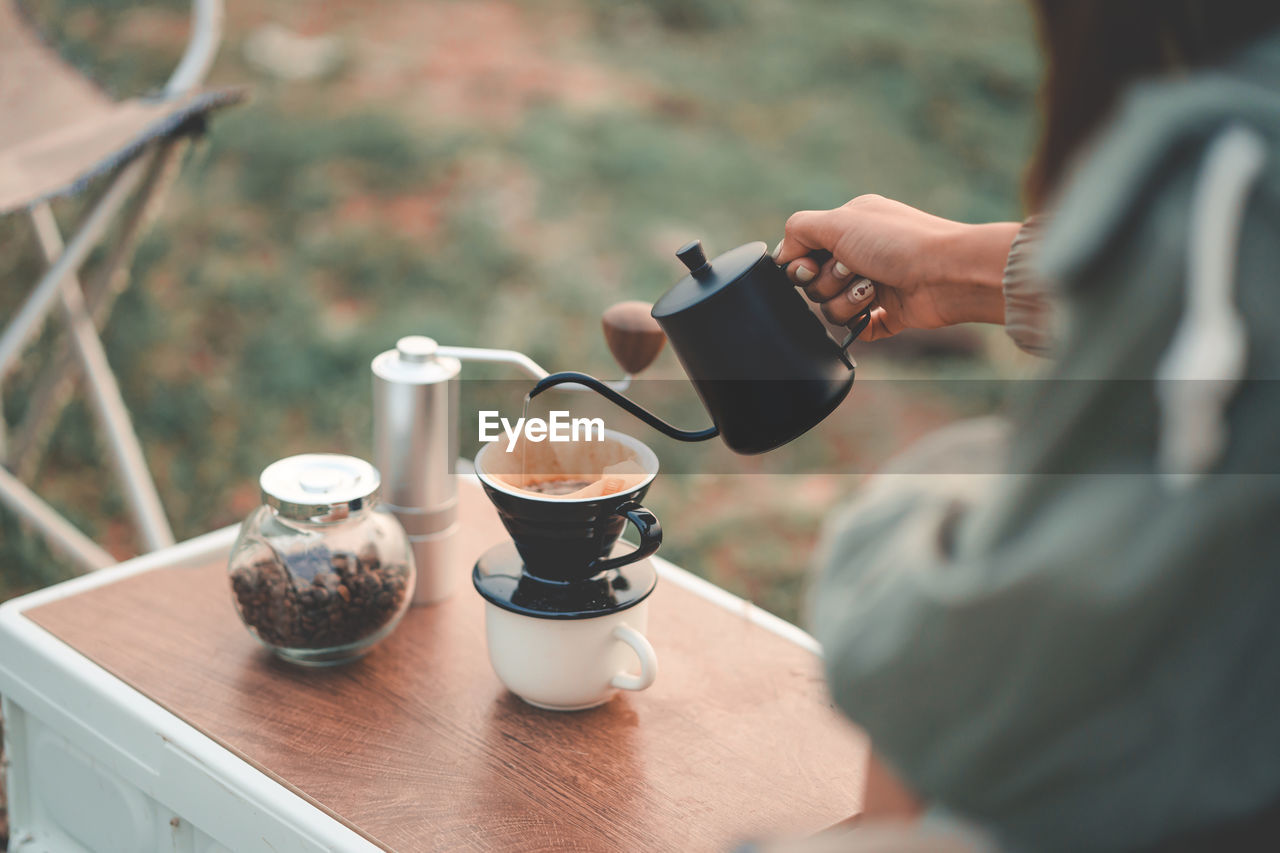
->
[523,479,594,495]
[486,433,648,500]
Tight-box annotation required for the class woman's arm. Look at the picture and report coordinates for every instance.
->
[772,195,1020,341]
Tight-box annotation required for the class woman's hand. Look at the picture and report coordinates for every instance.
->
[773,195,1021,341]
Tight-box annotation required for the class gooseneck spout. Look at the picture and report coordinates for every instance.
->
[529,372,720,443]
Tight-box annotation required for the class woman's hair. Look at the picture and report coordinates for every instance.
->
[1026,0,1280,209]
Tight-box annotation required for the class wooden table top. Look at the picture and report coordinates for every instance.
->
[22,479,869,852]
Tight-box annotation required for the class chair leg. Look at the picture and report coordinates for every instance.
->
[0,466,115,571]
[0,157,147,379]
[28,203,176,553]
[8,142,182,481]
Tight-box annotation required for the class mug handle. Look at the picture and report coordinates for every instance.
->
[587,501,662,574]
[610,623,658,692]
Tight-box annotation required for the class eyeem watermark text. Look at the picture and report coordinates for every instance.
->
[478,411,605,452]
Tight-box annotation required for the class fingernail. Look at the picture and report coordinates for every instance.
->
[833,261,851,278]
[771,240,783,261]
[795,265,815,284]
[847,278,874,302]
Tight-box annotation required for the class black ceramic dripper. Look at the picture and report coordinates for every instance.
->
[470,434,662,619]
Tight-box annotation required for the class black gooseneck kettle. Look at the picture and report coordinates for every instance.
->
[529,240,871,455]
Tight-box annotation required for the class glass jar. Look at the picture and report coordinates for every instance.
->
[228,454,416,666]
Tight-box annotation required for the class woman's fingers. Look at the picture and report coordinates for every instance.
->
[804,258,856,302]
[820,276,876,325]
[785,254,857,293]
[773,209,835,267]
[772,201,892,340]
[774,209,860,293]
[863,306,898,342]
[784,257,821,285]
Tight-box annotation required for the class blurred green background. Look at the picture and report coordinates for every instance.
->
[0,0,1041,624]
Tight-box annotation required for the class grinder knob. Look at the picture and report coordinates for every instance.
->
[602,301,666,375]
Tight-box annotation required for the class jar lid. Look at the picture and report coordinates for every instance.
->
[650,240,770,319]
[260,453,381,522]
[472,540,657,620]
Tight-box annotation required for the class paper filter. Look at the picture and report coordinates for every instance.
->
[482,433,650,499]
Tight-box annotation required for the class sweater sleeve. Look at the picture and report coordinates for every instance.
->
[1001,214,1056,357]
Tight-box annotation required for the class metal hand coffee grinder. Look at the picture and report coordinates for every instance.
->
[370,302,664,605]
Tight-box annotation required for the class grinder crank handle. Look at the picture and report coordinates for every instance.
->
[601,301,666,376]
[785,249,874,350]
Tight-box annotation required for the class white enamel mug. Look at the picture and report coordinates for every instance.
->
[483,598,657,711]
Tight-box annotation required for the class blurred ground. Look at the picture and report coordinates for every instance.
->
[0,0,1041,626]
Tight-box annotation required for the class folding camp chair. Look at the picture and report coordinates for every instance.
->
[0,0,244,571]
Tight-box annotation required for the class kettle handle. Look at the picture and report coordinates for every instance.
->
[839,306,873,350]
[793,250,874,351]
[528,372,720,443]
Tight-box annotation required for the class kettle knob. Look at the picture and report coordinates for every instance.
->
[676,240,712,279]
[602,301,666,375]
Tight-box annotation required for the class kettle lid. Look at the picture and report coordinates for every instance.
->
[651,240,769,319]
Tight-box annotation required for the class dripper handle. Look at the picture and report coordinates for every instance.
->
[528,372,720,443]
[589,501,662,575]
